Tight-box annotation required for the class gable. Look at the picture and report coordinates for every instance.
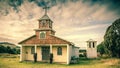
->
[18,35,72,45]
[18,35,36,44]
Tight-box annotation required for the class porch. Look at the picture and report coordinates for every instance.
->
[19,44,71,64]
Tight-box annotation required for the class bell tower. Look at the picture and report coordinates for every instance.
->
[86,39,97,58]
[35,6,55,39]
[38,15,53,29]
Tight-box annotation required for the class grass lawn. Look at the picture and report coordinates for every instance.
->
[0,55,120,68]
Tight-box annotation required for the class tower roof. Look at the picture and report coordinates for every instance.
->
[86,39,97,42]
[39,14,50,20]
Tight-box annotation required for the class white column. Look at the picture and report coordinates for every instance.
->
[35,45,37,53]
[67,44,70,64]
[50,44,52,53]
[20,45,22,61]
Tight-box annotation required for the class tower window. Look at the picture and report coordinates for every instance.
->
[57,47,62,55]
[43,22,45,26]
[93,42,95,48]
[41,20,46,27]
[40,32,46,39]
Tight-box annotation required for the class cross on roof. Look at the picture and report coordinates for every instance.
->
[43,6,49,15]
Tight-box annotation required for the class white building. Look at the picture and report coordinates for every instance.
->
[86,39,97,58]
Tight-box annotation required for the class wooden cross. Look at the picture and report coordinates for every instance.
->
[43,6,49,15]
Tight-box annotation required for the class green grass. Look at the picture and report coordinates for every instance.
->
[0,55,120,68]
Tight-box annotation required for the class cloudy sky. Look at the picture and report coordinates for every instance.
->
[0,0,120,47]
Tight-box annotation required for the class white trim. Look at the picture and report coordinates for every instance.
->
[39,31,46,39]
[21,44,69,46]
[20,45,22,61]
[67,44,70,64]
[50,44,52,53]
[35,45,37,53]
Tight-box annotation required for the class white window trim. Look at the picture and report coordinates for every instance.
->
[39,31,46,39]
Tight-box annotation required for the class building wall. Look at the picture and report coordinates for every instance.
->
[87,48,97,58]
[52,46,67,63]
[87,42,97,58]
[70,46,79,58]
[71,46,75,57]
[21,46,25,61]
[36,46,42,61]
[22,45,68,63]
[22,46,42,61]
[25,46,34,60]
[74,47,79,58]
[68,45,73,63]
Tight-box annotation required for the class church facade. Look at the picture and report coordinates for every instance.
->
[18,12,79,64]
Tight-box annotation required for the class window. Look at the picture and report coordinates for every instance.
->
[41,20,46,27]
[57,47,62,55]
[89,42,91,48]
[42,22,45,26]
[93,42,95,48]
[40,32,46,39]
[31,46,35,54]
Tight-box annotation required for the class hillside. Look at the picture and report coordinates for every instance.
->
[0,42,20,54]
[0,42,17,48]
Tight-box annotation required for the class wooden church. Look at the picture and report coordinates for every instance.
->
[18,8,79,64]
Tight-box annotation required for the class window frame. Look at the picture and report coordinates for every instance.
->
[39,31,46,39]
[31,46,35,54]
[57,47,62,55]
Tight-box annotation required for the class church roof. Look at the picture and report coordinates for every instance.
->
[18,35,73,45]
[39,14,51,20]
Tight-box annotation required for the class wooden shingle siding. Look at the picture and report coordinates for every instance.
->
[19,35,71,45]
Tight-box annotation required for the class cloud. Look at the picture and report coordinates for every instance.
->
[0,0,120,16]
[0,0,119,47]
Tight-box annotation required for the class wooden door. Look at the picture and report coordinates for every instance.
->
[42,46,50,60]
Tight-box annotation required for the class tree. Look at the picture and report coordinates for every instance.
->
[6,46,14,54]
[97,42,105,56]
[104,18,120,58]
[12,48,17,54]
[0,45,20,54]
[0,45,7,53]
